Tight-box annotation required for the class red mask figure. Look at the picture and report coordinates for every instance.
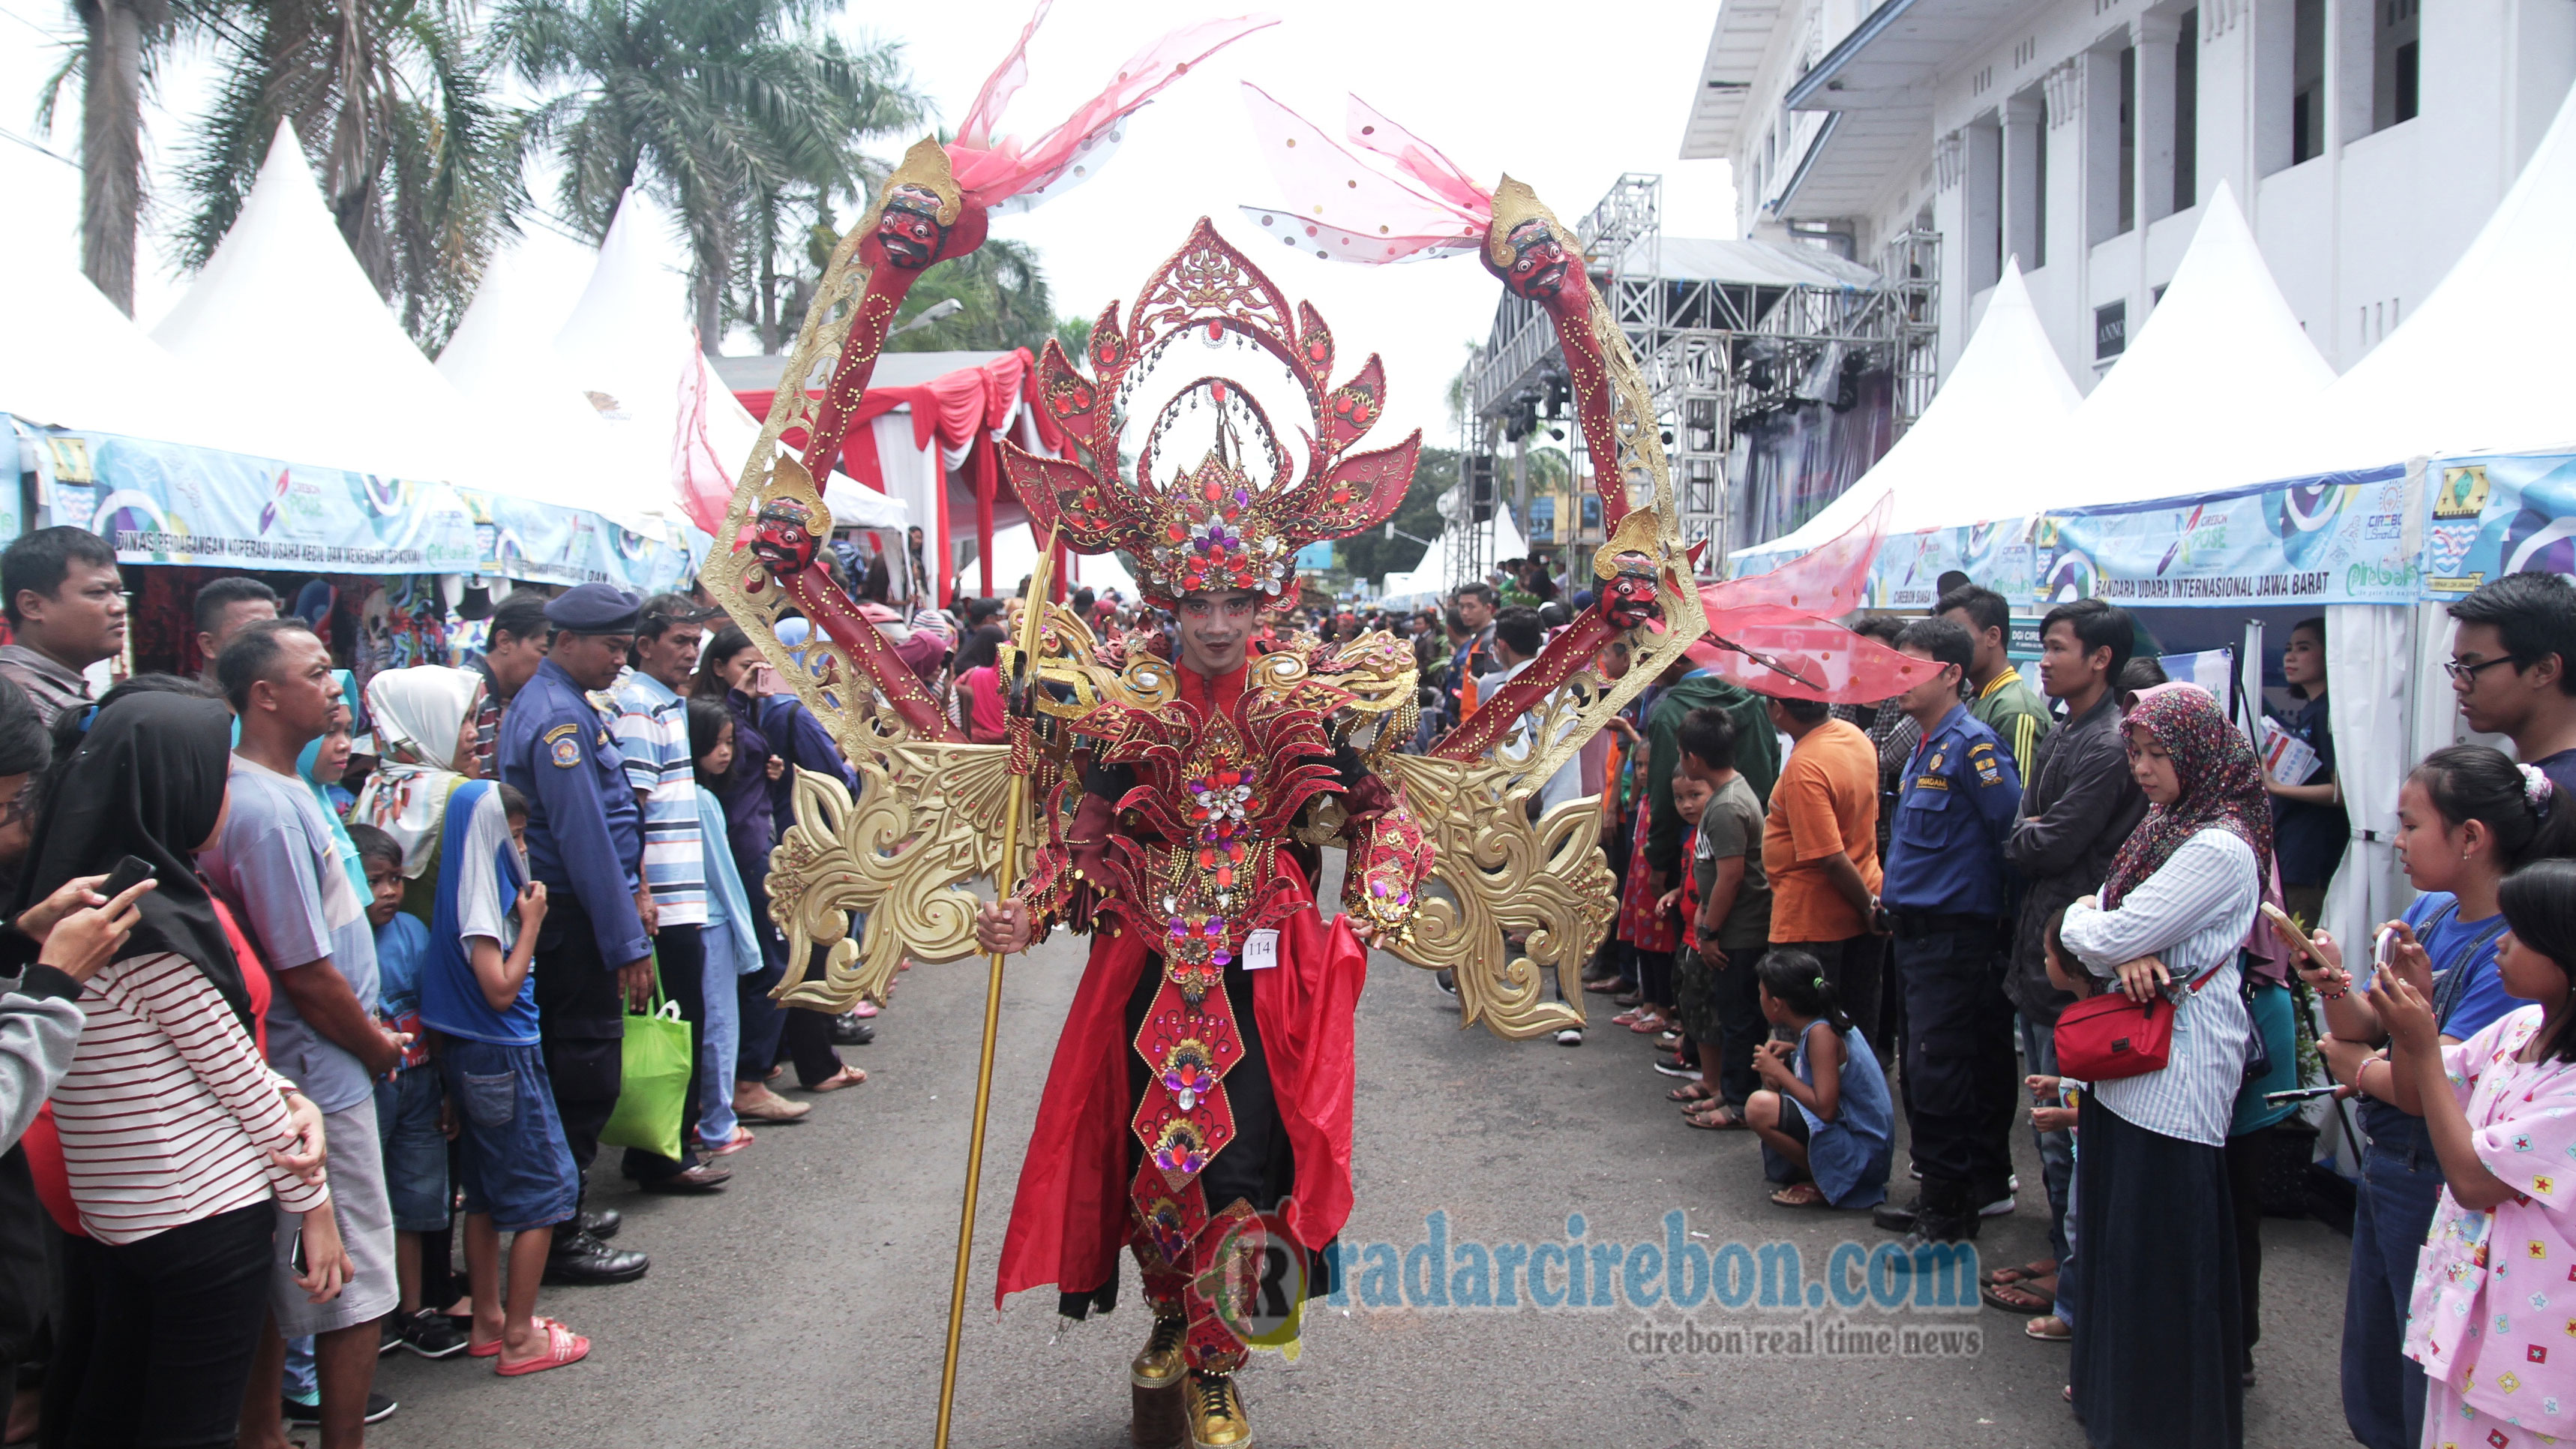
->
[752,496,820,577]
[876,184,949,271]
[1602,555,1662,630]
[1501,218,1571,301]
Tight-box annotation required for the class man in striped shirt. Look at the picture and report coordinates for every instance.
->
[609,594,725,1192]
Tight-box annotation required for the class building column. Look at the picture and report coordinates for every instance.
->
[2002,92,2045,272]
[2134,10,2182,224]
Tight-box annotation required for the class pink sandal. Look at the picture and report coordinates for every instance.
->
[469,1314,569,1359]
[495,1318,590,1377]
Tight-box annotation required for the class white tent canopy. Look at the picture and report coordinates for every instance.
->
[1746,260,2080,558]
[555,191,901,532]
[150,122,513,490]
[1381,510,1529,600]
[0,220,271,456]
[2244,78,2576,476]
[1993,183,2336,517]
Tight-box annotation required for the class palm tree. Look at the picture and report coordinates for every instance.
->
[494,0,925,346]
[172,0,526,350]
[884,236,1053,353]
[37,0,178,315]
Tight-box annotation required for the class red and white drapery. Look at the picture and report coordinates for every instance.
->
[734,347,1073,604]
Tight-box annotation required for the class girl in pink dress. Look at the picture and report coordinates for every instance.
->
[2373,853,2576,1449]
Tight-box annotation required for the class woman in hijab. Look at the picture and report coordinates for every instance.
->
[22,690,346,1448]
[355,666,485,918]
[298,670,370,898]
[2057,683,2264,1449]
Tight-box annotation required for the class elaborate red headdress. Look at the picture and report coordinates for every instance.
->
[1000,220,1421,608]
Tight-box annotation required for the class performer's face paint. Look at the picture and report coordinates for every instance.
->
[1174,590,1261,677]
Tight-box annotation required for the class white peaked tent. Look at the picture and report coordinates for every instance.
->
[150,122,503,488]
[1742,261,2081,561]
[2247,80,2576,475]
[2006,183,2337,514]
[553,191,904,533]
[0,221,271,456]
[436,227,669,532]
[1381,511,1528,601]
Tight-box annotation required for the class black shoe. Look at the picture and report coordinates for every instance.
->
[1903,1179,1980,1244]
[396,1307,467,1360]
[830,1012,875,1046]
[1651,1054,1698,1078]
[544,1228,649,1286]
[578,1206,621,1240]
[1434,970,1458,998]
[1872,1195,1924,1234]
[284,1394,397,1427]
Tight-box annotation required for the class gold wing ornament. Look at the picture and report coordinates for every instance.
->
[1368,181,1707,1039]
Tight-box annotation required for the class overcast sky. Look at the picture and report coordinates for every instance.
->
[0,0,1738,446]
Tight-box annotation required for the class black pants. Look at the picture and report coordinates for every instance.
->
[2224,1127,2269,1360]
[534,898,626,1186]
[1779,936,1881,1047]
[622,922,707,1180]
[1892,919,2017,1193]
[1636,949,1675,1010]
[1710,950,1770,1107]
[47,1203,273,1449]
[734,866,844,1089]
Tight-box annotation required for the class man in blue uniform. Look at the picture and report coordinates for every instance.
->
[1870,616,2025,1246]
[499,584,655,1285]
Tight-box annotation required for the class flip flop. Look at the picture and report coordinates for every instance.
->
[1981,1258,2058,1288]
[469,1315,570,1359]
[2025,1315,2073,1342]
[1666,1082,1717,1103]
[1768,1183,1828,1208]
[495,1318,591,1377]
[1682,1104,1750,1131]
[1983,1276,2056,1314]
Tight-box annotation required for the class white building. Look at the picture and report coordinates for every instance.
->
[1685,0,2576,410]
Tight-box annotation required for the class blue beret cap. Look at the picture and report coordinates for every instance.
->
[544,582,642,634]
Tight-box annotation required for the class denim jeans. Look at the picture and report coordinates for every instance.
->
[2019,1014,2076,1264]
[2343,1111,2444,1449]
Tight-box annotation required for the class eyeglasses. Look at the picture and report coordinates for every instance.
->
[2446,654,2525,684]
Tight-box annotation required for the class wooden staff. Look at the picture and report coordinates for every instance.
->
[932,528,1060,1447]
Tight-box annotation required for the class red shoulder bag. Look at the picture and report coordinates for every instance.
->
[2053,964,2225,1082]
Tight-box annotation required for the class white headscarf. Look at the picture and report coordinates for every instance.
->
[353,666,484,876]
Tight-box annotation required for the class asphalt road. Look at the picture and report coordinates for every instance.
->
[375,872,2354,1449]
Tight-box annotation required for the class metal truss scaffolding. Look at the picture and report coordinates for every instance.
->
[1459,176,1938,586]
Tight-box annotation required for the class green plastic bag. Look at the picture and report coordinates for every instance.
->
[599,962,694,1162]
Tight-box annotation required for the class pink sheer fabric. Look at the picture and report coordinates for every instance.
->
[945,4,1279,212]
[1686,497,1929,704]
[1237,86,1489,264]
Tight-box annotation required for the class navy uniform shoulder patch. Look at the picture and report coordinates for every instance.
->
[1969,739,2003,784]
[544,722,583,768]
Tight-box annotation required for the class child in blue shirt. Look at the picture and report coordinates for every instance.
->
[349,822,459,1359]
[418,781,591,1376]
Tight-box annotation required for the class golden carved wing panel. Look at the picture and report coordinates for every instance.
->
[766,741,1015,1011]
[1376,753,1616,1041]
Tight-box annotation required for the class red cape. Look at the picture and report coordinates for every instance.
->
[994,856,1368,1308]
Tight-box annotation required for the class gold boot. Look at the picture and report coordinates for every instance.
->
[1129,1316,1189,1448]
[1184,1370,1251,1449]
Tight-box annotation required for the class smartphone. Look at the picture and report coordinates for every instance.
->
[2374,925,2400,972]
[2264,1084,2344,1105]
[288,1224,307,1276]
[2260,902,2325,967]
[100,854,156,899]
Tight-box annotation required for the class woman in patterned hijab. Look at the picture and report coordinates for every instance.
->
[2100,682,2274,908]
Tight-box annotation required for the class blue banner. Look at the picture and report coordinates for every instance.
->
[1735,465,2421,610]
[22,424,693,592]
[2422,452,2576,595]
